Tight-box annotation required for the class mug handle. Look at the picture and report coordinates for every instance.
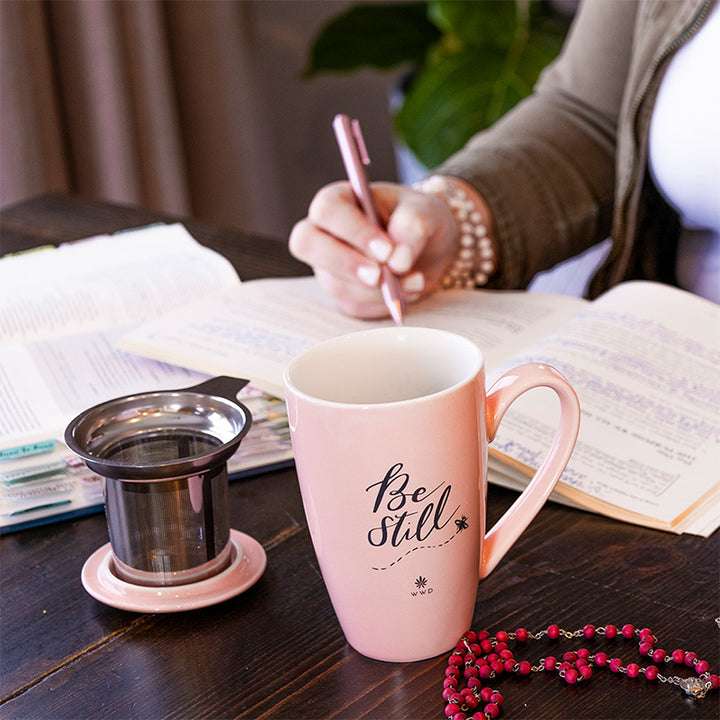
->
[479,363,580,579]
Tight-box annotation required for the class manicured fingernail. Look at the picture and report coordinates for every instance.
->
[388,244,413,273]
[357,264,381,287]
[369,238,393,263]
[402,271,425,293]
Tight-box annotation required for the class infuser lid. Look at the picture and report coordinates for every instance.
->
[64,376,253,480]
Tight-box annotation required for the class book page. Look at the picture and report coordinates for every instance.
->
[120,276,587,397]
[487,282,720,528]
[0,328,208,450]
[0,224,240,344]
[1,224,243,449]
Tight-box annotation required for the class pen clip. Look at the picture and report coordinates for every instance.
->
[351,118,371,166]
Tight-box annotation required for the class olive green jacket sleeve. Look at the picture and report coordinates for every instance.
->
[436,0,714,296]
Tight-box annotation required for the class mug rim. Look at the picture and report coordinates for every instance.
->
[283,326,484,408]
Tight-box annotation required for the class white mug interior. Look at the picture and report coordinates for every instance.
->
[285,327,483,405]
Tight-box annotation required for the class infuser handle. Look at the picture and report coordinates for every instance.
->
[183,376,251,405]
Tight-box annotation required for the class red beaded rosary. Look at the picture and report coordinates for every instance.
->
[442,623,720,720]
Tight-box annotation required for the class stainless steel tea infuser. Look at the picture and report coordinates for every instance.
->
[65,376,253,588]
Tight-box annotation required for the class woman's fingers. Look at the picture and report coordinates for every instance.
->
[288,180,459,318]
[306,182,396,262]
[290,215,388,290]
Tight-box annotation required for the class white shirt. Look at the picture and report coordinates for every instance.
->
[649,2,720,303]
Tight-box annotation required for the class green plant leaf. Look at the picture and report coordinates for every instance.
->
[428,0,519,48]
[513,29,567,89]
[304,3,441,77]
[303,0,572,167]
[396,10,565,171]
[395,48,517,168]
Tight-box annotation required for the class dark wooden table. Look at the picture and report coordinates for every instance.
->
[1,194,718,720]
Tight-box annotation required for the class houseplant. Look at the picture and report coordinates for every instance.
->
[305,0,572,170]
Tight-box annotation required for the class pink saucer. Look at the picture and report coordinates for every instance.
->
[81,529,266,612]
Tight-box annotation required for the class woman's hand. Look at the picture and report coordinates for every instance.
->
[289,181,458,319]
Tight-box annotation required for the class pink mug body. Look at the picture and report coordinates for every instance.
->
[283,327,579,662]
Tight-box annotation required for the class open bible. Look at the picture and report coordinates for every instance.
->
[121,272,720,537]
[0,225,292,532]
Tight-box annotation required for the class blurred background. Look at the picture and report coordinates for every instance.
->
[1,0,575,243]
[2,0,404,239]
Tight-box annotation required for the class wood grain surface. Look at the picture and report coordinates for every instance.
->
[1,194,717,720]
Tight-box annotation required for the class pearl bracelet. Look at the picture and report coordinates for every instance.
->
[412,175,497,289]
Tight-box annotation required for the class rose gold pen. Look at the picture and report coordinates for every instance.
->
[332,113,405,326]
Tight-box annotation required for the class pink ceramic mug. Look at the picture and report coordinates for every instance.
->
[283,327,580,662]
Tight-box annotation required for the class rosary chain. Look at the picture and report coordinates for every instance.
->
[443,623,719,720]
